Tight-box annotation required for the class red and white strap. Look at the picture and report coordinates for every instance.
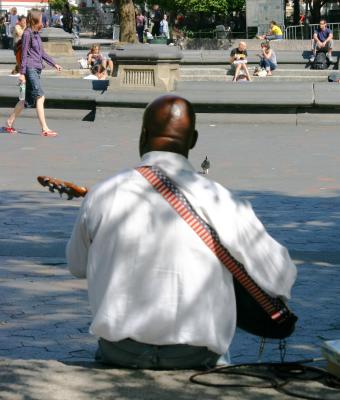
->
[136,165,291,323]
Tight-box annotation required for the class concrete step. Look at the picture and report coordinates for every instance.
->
[180,75,328,82]
[180,67,337,80]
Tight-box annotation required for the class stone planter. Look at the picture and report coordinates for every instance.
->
[108,44,182,91]
[40,27,74,57]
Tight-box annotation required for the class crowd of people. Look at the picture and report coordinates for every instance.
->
[230,19,336,82]
[134,5,182,44]
[0,4,80,51]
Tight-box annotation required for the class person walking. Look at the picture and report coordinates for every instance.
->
[7,7,18,49]
[151,4,162,37]
[11,15,27,75]
[160,14,170,40]
[2,8,62,137]
[136,10,145,43]
[62,3,73,34]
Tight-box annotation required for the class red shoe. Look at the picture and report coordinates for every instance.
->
[3,126,17,134]
[41,130,58,137]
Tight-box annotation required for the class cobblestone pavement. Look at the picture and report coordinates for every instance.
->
[0,110,339,398]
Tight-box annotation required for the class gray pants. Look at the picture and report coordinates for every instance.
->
[312,39,333,53]
[95,338,220,370]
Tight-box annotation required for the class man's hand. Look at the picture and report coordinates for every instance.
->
[55,64,62,72]
[19,74,26,84]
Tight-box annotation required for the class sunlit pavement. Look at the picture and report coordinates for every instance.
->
[0,109,339,399]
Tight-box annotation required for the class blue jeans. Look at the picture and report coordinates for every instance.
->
[260,58,277,71]
[266,34,283,41]
[25,68,44,108]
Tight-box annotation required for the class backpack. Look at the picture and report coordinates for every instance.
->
[312,51,329,70]
[15,30,33,65]
[328,72,340,82]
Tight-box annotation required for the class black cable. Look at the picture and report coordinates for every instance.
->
[189,360,340,400]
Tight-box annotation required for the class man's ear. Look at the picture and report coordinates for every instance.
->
[139,127,148,156]
[190,129,198,150]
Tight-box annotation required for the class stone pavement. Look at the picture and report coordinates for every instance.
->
[0,110,339,399]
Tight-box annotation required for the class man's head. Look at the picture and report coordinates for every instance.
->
[18,15,26,29]
[320,19,327,31]
[139,95,198,158]
[270,20,277,28]
[238,41,247,51]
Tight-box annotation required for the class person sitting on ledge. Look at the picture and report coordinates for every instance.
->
[310,19,336,63]
[67,94,297,370]
[257,21,283,41]
[83,64,107,80]
[254,41,277,77]
[229,41,252,82]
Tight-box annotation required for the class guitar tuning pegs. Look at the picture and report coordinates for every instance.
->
[64,187,74,200]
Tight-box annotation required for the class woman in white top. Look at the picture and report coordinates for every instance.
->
[256,41,277,76]
[160,14,170,39]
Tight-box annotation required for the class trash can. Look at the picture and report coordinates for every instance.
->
[151,36,167,45]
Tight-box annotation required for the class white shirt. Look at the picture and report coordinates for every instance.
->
[160,19,169,38]
[83,74,98,80]
[67,151,297,355]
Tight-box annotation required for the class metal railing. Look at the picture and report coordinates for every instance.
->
[285,22,340,40]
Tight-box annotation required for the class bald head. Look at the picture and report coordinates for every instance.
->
[139,95,198,158]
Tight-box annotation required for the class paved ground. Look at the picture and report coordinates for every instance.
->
[0,109,339,399]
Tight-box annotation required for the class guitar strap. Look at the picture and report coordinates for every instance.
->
[136,165,292,324]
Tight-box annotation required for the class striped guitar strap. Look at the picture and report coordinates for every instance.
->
[136,165,293,326]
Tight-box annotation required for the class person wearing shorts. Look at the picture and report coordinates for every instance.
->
[310,19,336,63]
[2,8,62,137]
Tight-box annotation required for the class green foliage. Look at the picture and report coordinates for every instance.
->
[147,0,245,14]
[48,0,66,12]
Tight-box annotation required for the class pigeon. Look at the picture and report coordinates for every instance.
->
[201,156,210,174]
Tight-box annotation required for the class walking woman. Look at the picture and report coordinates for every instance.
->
[3,8,62,137]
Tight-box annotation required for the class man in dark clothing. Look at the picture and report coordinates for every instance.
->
[62,3,73,34]
[151,4,162,37]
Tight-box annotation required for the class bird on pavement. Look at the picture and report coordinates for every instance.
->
[201,156,210,174]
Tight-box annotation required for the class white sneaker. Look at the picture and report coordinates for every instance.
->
[327,55,337,63]
[309,55,315,63]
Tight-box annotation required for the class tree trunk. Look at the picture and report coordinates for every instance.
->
[118,0,137,43]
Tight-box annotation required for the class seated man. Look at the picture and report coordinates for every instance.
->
[230,41,251,82]
[257,21,283,41]
[310,19,336,63]
[67,95,297,369]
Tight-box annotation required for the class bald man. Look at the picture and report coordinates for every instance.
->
[67,95,296,369]
[230,41,251,82]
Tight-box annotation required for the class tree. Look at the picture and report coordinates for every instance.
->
[151,0,245,14]
[118,0,137,42]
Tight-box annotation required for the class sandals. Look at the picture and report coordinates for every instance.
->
[41,130,58,137]
[3,126,17,134]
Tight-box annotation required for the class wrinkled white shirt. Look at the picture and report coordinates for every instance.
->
[67,151,297,355]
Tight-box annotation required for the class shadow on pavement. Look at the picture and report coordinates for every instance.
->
[0,189,339,367]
